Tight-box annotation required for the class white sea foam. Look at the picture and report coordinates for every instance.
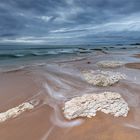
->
[41,126,54,140]
[0,66,26,73]
[124,123,140,130]
[44,83,84,128]
[50,104,83,128]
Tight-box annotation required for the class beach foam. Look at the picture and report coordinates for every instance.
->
[82,70,125,86]
[63,92,129,120]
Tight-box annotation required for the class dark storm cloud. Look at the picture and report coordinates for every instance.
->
[0,0,140,44]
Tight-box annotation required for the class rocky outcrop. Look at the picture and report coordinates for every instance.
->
[63,92,129,120]
[97,60,124,68]
[0,102,34,122]
[82,70,125,86]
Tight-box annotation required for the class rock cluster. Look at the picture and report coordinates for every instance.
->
[63,92,129,120]
[97,60,124,68]
[82,70,125,87]
[0,102,34,122]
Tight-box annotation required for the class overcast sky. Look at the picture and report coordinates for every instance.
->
[0,0,140,45]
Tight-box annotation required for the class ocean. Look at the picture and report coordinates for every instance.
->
[0,44,139,64]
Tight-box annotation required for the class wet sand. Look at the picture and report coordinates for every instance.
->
[126,53,140,69]
[0,50,140,140]
[125,63,140,69]
[133,54,140,58]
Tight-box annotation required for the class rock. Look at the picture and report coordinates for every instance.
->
[82,70,126,87]
[130,43,140,46]
[63,92,129,120]
[87,61,91,64]
[0,102,34,122]
[97,60,124,68]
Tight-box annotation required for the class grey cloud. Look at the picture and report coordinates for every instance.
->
[0,0,140,44]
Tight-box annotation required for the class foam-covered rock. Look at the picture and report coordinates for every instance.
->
[82,70,125,86]
[0,102,34,122]
[63,92,129,120]
[97,60,124,68]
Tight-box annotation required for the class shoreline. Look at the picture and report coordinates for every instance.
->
[0,50,140,140]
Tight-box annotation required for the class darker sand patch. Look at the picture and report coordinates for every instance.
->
[125,62,140,69]
[133,54,140,59]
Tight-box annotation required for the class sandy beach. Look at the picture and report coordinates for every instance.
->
[0,49,140,140]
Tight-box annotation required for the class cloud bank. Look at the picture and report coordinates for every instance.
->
[0,0,140,44]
